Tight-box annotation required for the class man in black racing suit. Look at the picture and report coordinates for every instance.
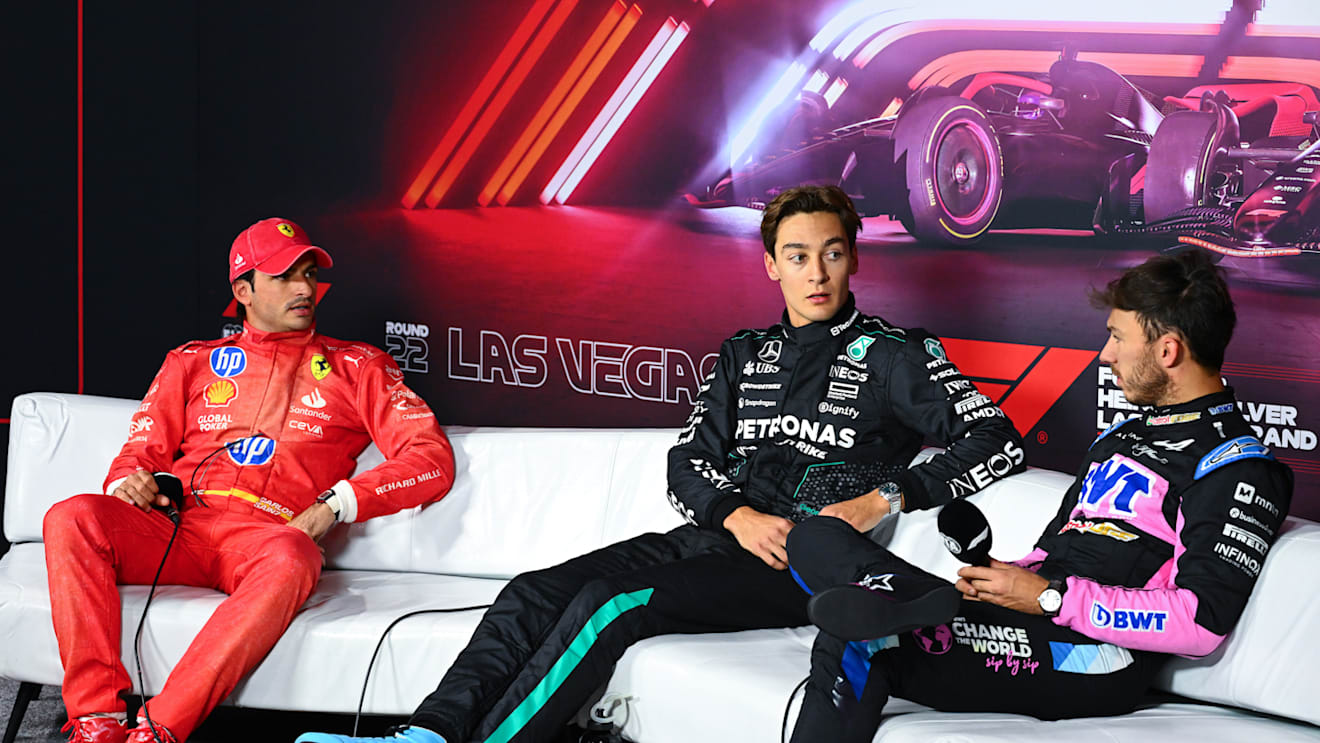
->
[297,185,1023,743]
[788,249,1294,742]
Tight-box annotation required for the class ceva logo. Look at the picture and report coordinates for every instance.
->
[226,435,276,466]
[1089,601,1168,632]
[941,338,1097,437]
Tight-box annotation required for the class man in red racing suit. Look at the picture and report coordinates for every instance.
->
[43,218,455,743]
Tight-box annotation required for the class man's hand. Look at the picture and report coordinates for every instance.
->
[288,502,337,544]
[819,488,891,533]
[723,506,794,570]
[110,470,170,512]
[955,559,1050,615]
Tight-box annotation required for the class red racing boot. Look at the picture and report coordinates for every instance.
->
[125,718,177,743]
[61,717,127,743]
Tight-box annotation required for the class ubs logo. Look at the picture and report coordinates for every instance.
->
[758,340,782,363]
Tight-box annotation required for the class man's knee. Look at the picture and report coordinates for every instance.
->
[786,515,853,586]
[42,494,114,545]
[256,528,323,591]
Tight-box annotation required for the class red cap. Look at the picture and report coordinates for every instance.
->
[228,218,333,281]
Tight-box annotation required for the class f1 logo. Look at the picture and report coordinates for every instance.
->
[939,338,1096,437]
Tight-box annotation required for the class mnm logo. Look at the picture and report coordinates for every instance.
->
[210,347,248,378]
[227,435,276,466]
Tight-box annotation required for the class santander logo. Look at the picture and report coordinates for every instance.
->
[301,388,327,409]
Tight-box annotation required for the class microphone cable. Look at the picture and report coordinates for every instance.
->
[780,676,809,743]
[130,435,259,743]
[349,605,492,736]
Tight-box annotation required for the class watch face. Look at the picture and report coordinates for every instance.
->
[1039,589,1063,613]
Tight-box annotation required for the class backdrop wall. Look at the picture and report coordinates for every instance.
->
[6,1,1318,552]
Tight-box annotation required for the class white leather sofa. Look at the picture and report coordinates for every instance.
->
[3,392,1319,742]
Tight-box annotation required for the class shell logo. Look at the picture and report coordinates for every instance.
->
[205,379,239,407]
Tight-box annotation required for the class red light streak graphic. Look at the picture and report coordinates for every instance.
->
[500,4,642,205]
[541,18,676,203]
[553,19,689,204]
[480,1,629,207]
[425,0,580,207]
[401,0,559,208]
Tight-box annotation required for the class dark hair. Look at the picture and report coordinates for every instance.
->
[1089,250,1236,370]
[233,269,255,322]
[760,185,862,257]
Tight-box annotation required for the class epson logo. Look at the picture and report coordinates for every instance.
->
[386,321,431,338]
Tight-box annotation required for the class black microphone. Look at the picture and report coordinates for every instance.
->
[153,472,184,524]
[938,498,993,567]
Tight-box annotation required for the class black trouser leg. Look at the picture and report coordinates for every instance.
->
[786,515,941,593]
[790,632,889,743]
[409,529,704,741]
[790,599,1163,741]
[415,533,808,743]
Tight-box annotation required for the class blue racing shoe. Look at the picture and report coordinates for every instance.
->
[295,727,444,743]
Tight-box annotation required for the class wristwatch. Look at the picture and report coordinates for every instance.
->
[315,488,343,521]
[1037,578,1066,617]
[878,481,903,517]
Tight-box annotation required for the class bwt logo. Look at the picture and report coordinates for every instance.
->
[386,321,431,374]
[1077,456,1163,518]
[1089,601,1168,632]
[226,436,276,466]
[209,347,247,378]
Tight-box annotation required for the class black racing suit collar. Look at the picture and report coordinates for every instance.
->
[779,292,859,345]
[1142,387,1237,420]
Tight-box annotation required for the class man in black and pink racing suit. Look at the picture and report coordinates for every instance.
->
[788,249,1293,742]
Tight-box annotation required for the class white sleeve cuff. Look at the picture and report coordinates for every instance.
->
[327,479,359,524]
[105,477,128,496]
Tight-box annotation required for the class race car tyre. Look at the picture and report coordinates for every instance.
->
[893,96,1004,245]
[1144,110,1220,224]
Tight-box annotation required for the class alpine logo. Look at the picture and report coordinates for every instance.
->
[226,436,276,466]
[1089,601,1167,632]
[209,347,247,378]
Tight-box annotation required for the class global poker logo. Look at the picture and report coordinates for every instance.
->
[210,347,247,378]
[226,436,276,466]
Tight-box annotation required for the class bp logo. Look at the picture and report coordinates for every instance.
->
[925,337,947,362]
[846,336,875,361]
[209,347,247,378]
[226,435,276,466]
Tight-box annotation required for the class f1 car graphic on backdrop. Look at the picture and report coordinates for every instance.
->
[688,55,1320,258]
